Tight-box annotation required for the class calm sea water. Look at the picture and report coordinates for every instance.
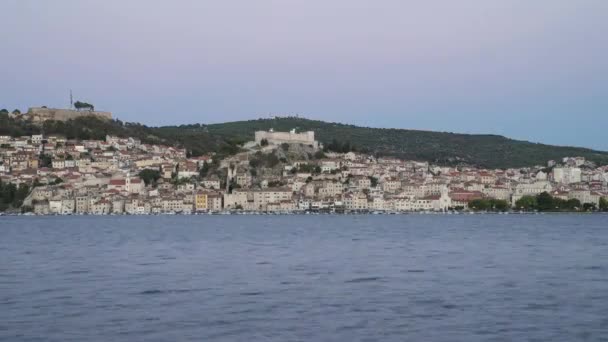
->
[1,214,608,342]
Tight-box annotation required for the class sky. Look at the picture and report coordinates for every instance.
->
[1,0,607,150]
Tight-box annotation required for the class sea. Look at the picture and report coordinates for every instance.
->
[1,214,607,342]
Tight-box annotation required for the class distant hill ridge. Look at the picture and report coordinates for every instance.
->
[1,113,607,168]
[202,117,608,168]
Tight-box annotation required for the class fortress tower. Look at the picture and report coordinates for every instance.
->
[254,129,319,149]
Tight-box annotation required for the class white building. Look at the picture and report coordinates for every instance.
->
[512,181,553,205]
[31,135,44,144]
[552,167,582,184]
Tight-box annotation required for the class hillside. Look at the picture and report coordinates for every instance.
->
[203,117,608,168]
[0,114,241,157]
[3,113,607,168]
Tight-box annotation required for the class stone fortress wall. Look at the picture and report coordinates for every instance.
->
[255,129,318,149]
[25,107,112,123]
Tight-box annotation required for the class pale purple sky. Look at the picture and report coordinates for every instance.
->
[1,0,607,149]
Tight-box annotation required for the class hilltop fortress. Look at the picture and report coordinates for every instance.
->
[255,129,319,149]
[25,107,112,123]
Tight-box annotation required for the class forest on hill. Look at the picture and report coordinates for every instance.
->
[203,117,608,168]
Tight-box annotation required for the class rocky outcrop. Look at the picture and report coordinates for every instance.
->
[26,107,112,123]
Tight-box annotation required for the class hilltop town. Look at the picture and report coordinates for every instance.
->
[1,121,608,215]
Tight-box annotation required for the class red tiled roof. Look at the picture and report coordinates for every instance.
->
[109,179,126,186]
[449,191,484,201]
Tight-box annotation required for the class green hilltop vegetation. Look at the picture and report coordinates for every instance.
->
[203,117,608,168]
[2,112,608,168]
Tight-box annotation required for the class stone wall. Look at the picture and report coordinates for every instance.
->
[255,130,317,148]
[26,107,112,123]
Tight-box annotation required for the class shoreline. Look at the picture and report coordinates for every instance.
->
[2,211,604,217]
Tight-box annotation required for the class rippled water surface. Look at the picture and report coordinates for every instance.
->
[1,214,608,341]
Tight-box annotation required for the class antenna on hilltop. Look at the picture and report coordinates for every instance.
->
[69,90,73,109]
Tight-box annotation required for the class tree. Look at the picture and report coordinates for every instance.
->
[268,180,284,187]
[536,192,556,211]
[600,197,608,212]
[563,198,581,211]
[341,141,353,153]
[74,101,94,111]
[139,169,161,187]
[2,184,16,206]
[260,138,268,147]
[297,163,315,173]
[515,196,537,211]
[469,199,490,211]
[11,184,27,208]
[324,138,356,153]
[314,150,326,159]
[468,198,509,211]
[0,109,8,115]
[12,109,21,115]
[526,192,584,212]
[368,176,378,188]
[249,158,261,168]
[265,154,280,168]
[492,199,509,211]
[228,183,241,193]
[39,154,52,168]
[583,203,597,211]
[280,143,289,151]
[199,161,210,178]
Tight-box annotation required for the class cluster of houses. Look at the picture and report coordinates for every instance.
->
[1,131,607,215]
